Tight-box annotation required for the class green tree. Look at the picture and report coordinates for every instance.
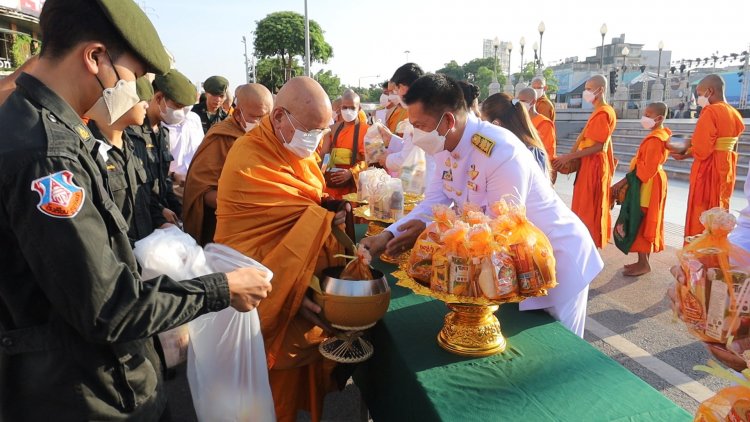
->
[463,57,498,79]
[314,69,343,98]
[349,84,383,103]
[436,60,465,80]
[256,57,303,93]
[254,11,333,81]
[512,63,559,94]
[475,66,505,101]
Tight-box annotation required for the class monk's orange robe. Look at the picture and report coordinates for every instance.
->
[684,102,746,238]
[571,104,617,248]
[532,113,556,159]
[629,127,671,253]
[358,109,368,124]
[324,120,368,199]
[387,104,408,134]
[182,116,245,245]
[214,116,344,422]
[536,95,556,122]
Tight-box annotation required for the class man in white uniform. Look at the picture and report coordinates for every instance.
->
[361,74,603,337]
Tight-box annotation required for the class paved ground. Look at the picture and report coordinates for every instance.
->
[165,173,749,421]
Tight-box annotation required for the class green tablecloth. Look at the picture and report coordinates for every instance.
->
[352,225,692,421]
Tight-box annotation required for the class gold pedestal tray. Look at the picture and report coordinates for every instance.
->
[379,251,408,264]
[366,222,385,237]
[437,303,505,356]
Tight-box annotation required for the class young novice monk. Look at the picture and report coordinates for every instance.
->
[611,102,671,276]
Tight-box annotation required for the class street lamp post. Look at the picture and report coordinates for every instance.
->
[651,41,665,101]
[504,42,514,95]
[489,37,501,96]
[599,23,607,69]
[241,36,250,83]
[404,50,410,62]
[532,41,539,73]
[615,46,630,117]
[537,21,545,74]
[303,0,310,76]
[519,37,526,75]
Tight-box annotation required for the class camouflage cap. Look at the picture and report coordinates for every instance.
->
[203,76,229,95]
[154,69,197,107]
[94,0,171,75]
[135,76,154,102]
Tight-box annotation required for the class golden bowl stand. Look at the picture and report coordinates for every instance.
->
[437,303,506,357]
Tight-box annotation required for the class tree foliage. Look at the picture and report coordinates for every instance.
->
[512,63,559,94]
[436,58,506,101]
[254,11,333,81]
[314,69,343,98]
[256,57,303,93]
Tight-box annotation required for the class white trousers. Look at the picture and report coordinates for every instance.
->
[544,285,589,338]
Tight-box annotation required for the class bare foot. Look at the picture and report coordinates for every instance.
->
[623,262,638,270]
[623,263,651,277]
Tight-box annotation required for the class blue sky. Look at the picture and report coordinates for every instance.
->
[144,0,749,92]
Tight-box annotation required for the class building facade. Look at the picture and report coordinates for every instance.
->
[483,38,511,78]
[0,1,42,78]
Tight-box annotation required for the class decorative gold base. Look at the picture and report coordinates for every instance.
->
[437,303,506,357]
[365,222,385,237]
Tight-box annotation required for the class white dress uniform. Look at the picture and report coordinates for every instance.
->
[386,113,604,337]
[162,110,205,179]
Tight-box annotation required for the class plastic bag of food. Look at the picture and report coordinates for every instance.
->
[340,245,374,280]
[187,243,275,422]
[502,201,557,295]
[677,208,750,343]
[364,121,387,165]
[465,223,519,300]
[694,360,750,422]
[399,142,426,195]
[358,167,388,202]
[407,205,457,284]
[437,222,471,296]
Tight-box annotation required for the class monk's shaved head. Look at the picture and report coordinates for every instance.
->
[273,76,332,136]
[235,83,273,121]
[646,102,668,117]
[588,74,607,90]
[517,87,537,103]
[331,97,342,110]
[697,74,726,103]
[531,76,546,90]
[341,89,360,102]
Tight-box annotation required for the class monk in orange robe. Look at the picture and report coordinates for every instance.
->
[672,74,746,239]
[319,89,368,199]
[517,87,556,159]
[214,77,346,422]
[182,83,273,245]
[553,74,616,248]
[531,75,556,122]
[612,103,670,276]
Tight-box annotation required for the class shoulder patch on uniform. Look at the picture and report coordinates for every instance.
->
[30,171,86,219]
[75,125,91,141]
[471,133,495,157]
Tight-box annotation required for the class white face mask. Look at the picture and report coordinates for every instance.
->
[279,110,325,158]
[379,94,389,106]
[89,79,140,125]
[341,108,358,123]
[697,92,710,108]
[582,89,598,104]
[387,93,400,105]
[640,115,656,130]
[412,113,449,156]
[534,88,544,98]
[236,108,258,132]
[159,98,188,125]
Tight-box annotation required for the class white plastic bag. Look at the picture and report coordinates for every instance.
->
[187,243,276,422]
[399,143,426,195]
[133,226,212,368]
[363,121,386,165]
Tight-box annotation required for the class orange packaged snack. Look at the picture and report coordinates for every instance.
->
[467,224,518,300]
[340,245,374,281]
[441,222,471,296]
[408,205,457,284]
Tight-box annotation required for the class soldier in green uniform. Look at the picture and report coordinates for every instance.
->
[0,0,272,420]
[87,76,161,244]
[125,71,196,227]
[192,75,228,134]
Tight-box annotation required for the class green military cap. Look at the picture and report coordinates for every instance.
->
[154,70,197,106]
[136,76,154,102]
[94,0,171,75]
[203,76,229,95]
